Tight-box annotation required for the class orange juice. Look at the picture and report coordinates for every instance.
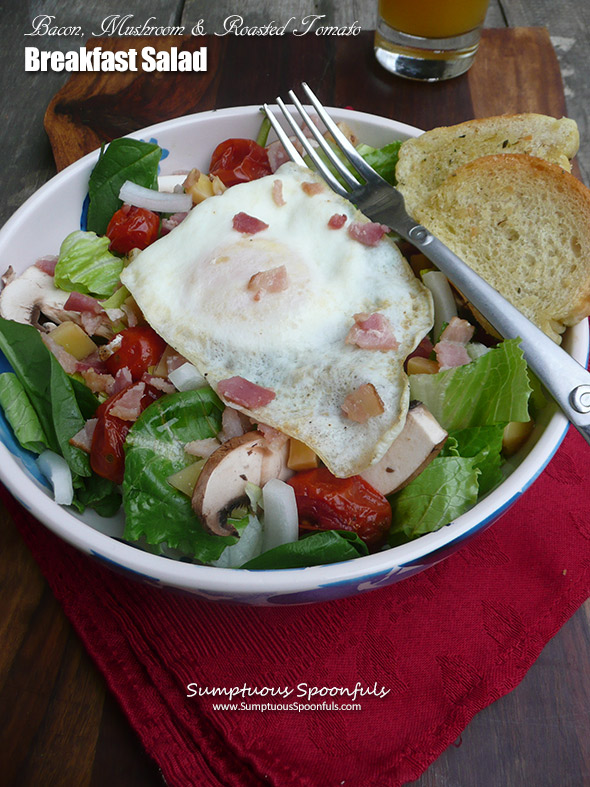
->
[379,0,490,39]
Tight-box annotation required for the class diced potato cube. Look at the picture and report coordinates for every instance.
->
[210,175,227,195]
[503,421,535,457]
[49,321,97,360]
[407,357,439,375]
[288,438,319,471]
[167,459,206,497]
[183,168,215,204]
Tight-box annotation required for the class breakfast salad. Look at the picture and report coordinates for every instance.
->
[0,111,588,570]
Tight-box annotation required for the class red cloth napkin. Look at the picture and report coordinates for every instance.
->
[3,426,590,786]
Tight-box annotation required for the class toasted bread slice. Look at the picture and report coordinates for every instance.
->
[415,154,590,343]
[397,114,579,217]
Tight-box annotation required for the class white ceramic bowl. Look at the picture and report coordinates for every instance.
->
[0,106,586,605]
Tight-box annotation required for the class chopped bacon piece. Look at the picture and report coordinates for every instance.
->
[80,368,115,395]
[219,406,251,442]
[184,437,221,458]
[121,297,142,328]
[272,179,285,206]
[41,333,78,374]
[434,341,472,371]
[141,372,176,394]
[218,377,276,409]
[232,212,269,235]
[256,422,289,449]
[64,292,105,315]
[439,316,475,344]
[79,313,107,336]
[347,221,389,246]
[34,255,58,276]
[341,383,385,424]
[266,140,290,172]
[113,366,134,394]
[434,316,476,371]
[64,291,116,337]
[346,312,399,352]
[166,352,189,373]
[247,265,289,301]
[76,350,109,375]
[301,181,324,196]
[160,212,188,235]
[328,214,347,229]
[109,382,146,421]
[69,418,98,453]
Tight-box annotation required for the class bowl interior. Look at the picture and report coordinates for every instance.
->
[0,105,586,597]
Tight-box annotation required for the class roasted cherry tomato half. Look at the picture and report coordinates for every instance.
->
[106,205,160,254]
[104,326,167,381]
[287,467,392,550]
[209,139,272,188]
[90,382,162,484]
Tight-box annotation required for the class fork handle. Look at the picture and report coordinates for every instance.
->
[393,218,590,445]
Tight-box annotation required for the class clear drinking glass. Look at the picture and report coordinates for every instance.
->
[374,0,491,81]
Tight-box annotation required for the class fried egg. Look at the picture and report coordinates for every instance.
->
[121,162,433,477]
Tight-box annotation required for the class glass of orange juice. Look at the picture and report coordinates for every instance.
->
[375,0,491,81]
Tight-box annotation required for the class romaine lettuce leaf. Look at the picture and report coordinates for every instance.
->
[122,388,239,562]
[388,456,480,545]
[242,530,369,569]
[305,139,402,189]
[357,140,402,185]
[87,138,161,235]
[0,372,48,454]
[409,339,531,431]
[442,424,505,496]
[54,230,123,298]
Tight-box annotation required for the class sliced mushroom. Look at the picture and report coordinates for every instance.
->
[360,403,447,496]
[0,265,121,338]
[191,431,291,537]
[0,265,75,330]
[1,266,15,287]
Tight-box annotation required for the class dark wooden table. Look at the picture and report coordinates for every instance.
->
[1,3,590,786]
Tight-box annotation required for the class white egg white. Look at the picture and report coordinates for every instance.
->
[122,162,433,477]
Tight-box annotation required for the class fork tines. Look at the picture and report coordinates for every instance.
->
[264,83,377,196]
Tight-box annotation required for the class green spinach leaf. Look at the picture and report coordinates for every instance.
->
[87,138,161,235]
[241,530,369,569]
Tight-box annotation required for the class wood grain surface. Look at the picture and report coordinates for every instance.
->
[45,28,567,172]
[2,7,590,787]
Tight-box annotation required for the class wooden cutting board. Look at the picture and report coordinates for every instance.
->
[45,28,568,172]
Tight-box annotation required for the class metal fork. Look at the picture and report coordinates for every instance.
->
[263,83,590,445]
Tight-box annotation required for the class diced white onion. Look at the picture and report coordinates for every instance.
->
[466,342,491,361]
[36,450,74,505]
[262,478,299,552]
[168,362,207,391]
[212,514,264,568]
[422,270,458,342]
[118,180,192,214]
